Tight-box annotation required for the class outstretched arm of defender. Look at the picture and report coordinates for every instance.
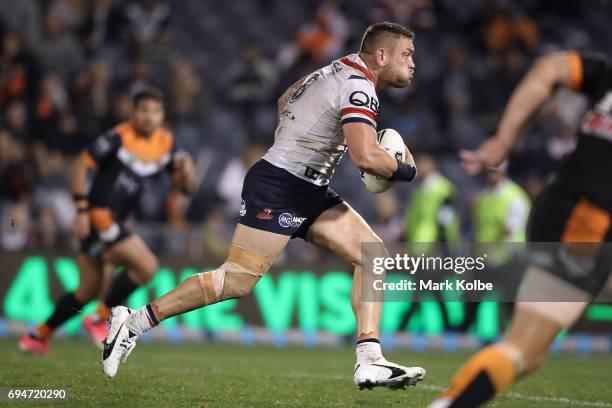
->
[460,52,577,174]
[344,122,416,181]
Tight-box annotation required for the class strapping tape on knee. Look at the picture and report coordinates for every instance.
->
[227,244,272,276]
[196,244,273,303]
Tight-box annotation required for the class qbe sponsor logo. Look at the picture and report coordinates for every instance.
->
[278,212,307,228]
[349,91,379,114]
[240,200,246,217]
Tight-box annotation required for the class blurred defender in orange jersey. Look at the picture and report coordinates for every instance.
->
[19,88,196,356]
[429,51,612,407]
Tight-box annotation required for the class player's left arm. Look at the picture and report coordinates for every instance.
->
[496,52,578,148]
[168,149,196,196]
[70,130,121,238]
[461,51,585,174]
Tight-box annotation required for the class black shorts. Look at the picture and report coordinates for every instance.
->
[239,159,344,240]
[527,183,612,296]
[80,221,132,257]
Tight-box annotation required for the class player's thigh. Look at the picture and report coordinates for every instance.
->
[220,224,290,296]
[514,187,602,354]
[306,201,383,266]
[231,223,290,260]
[102,234,158,278]
[526,187,611,302]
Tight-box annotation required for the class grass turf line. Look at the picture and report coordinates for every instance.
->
[1,339,610,407]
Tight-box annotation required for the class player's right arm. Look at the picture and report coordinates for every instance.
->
[70,130,120,238]
[344,122,399,178]
[460,51,585,175]
[341,78,416,181]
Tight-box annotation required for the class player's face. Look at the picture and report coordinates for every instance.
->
[383,37,415,88]
[132,98,164,135]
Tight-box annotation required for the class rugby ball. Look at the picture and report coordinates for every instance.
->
[360,128,406,193]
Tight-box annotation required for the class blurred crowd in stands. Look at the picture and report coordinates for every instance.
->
[0,0,610,258]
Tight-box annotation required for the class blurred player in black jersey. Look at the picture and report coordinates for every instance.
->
[429,52,612,408]
[19,88,196,355]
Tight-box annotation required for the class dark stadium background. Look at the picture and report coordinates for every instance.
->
[1,0,611,354]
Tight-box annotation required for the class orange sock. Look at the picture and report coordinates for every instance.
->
[35,323,53,341]
[442,345,517,406]
[95,303,111,321]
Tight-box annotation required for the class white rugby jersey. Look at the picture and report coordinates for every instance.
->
[262,54,379,186]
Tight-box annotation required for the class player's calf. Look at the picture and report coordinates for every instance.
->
[19,291,93,356]
[428,343,523,408]
[428,314,560,407]
[121,244,273,329]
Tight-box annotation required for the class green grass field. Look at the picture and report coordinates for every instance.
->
[1,338,610,407]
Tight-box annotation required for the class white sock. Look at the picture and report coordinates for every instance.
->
[356,340,383,364]
[125,305,158,336]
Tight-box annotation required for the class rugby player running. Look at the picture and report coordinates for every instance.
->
[429,51,612,407]
[101,22,426,389]
[19,89,195,355]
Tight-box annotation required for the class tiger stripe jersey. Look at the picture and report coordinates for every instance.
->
[82,121,187,221]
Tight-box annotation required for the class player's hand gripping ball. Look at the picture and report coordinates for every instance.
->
[360,128,407,193]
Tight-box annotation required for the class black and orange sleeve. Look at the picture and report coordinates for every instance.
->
[567,52,583,91]
[82,150,97,170]
[84,130,121,168]
[569,52,610,97]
